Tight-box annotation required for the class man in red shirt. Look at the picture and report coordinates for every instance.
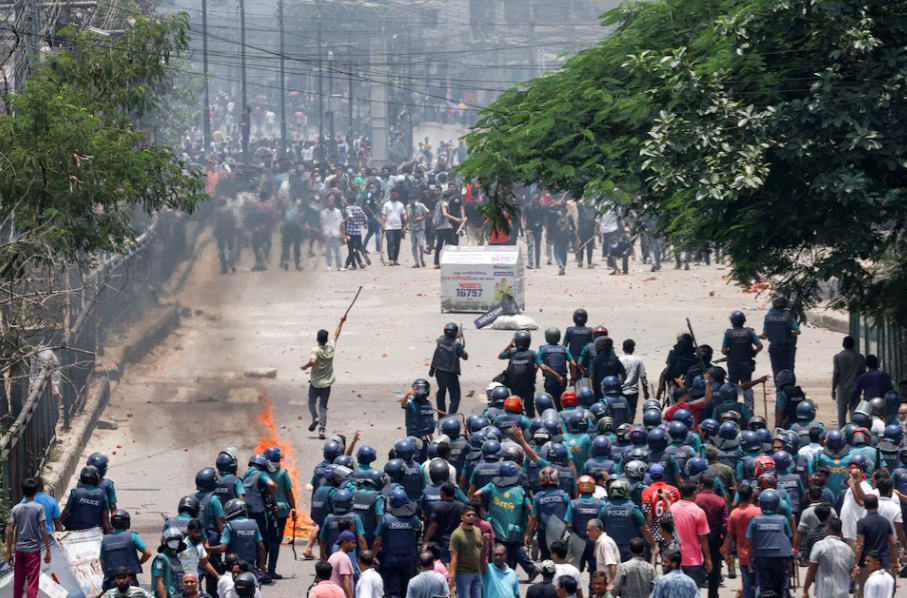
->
[669,482,712,587]
[641,464,681,548]
[721,484,760,598]
[664,373,714,432]
[695,475,728,598]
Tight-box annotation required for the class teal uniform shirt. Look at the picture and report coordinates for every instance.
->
[193,491,225,522]
[564,433,591,472]
[220,474,246,498]
[498,348,543,364]
[67,484,109,511]
[272,468,294,518]
[219,517,263,545]
[479,483,529,543]
[318,512,365,541]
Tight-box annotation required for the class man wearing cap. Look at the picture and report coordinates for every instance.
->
[327,531,357,598]
[527,560,558,598]
[103,567,152,597]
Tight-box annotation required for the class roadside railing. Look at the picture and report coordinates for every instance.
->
[849,312,907,384]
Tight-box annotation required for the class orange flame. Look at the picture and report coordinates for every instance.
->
[254,394,314,538]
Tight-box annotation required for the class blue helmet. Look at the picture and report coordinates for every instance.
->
[842,424,858,444]
[772,450,792,473]
[667,421,688,443]
[388,489,409,509]
[616,424,632,445]
[781,430,801,455]
[755,428,773,451]
[333,455,354,468]
[469,430,487,449]
[468,416,490,434]
[357,445,377,465]
[248,454,267,468]
[87,453,110,477]
[394,438,416,461]
[549,443,569,465]
[729,311,746,326]
[264,446,283,463]
[718,383,738,403]
[323,440,343,462]
[759,489,781,514]
[741,430,760,452]
[796,400,816,422]
[629,426,648,446]
[331,489,353,514]
[718,421,740,440]
[577,385,596,407]
[601,376,621,394]
[686,457,708,476]
[384,459,405,482]
[482,440,502,459]
[362,469,386,490]
[883,424,904,446]
[885,390,901,417]
[647,428,668,451]
[541,419,562,437]
[588,402,608,423]
[529,417,543,437]
[673,408,694,429]
[642,399,661,412]
[775,369,796,388]
[649,463,665,479]
[440,417,461,438]
[826,430,846,451]
[643,409,662,429]
[565,411,587,433]
[535,392,554,413]
[216,451,238,474]
[490,386,510,406]
[592,435,611,457]
[849,453,868,471]
[483,426,504,442]
[498,461,520,480]
[700,418,720,438]
[195,468,217,492]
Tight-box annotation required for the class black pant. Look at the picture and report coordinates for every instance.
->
[251,512,269,567]
[280,224,302,268]
[435,370,461,414]
[512,385,536,419]
[345,234,365,268]
[267,516,286,575]
[706,532,723,598]
[434,228,453,265]
[578,234,594,265]
[386,229,402,262]
[769,343,796,379]
[624,392,639,424]
[499,540,537,575]
[544,377,566,411]
[216,233,236,272]
[752,556,787,597]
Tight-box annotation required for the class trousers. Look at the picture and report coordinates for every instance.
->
[13,551,41,598]
[385,230,402,262]
[267,516,287,575]
[380,554,414,598]
[308,385,331,431]
[410,229,426,265]
[435,370,461,414]
[526,229,542,267]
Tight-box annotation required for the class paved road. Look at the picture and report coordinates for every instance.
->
[70,232,844,597]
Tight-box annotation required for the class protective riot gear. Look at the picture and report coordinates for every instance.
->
[334,455,354,469]
[394,439,416,461]
[384,459,406,482]
[549,443,569,465]
[748,415,767,431]
[772,450,792,472]
[754,456,775,477]
[741,431,761,452]
[216,451,238,474]
[609,479,631,501]
[224,498,247,520]
[626,447,649,464]
[701,419,720,438]
[248,454,267,469]
[490,386,511,406]
[883,424,904,446]
[869,397,886,416]
[577,475,596,494]
[759,489,781,513]
[718,383,739,403]
[331,489,353,514]
[545,327,562,344]
[730,311,746,326]
[195,467,217,492]
[629,426,647,446]
[481,440,502,458]
[771,296,788,310]
[443,322,459,338]
[561,391,578,408]
[625,460,648,480]
[412,379,431,400]
[615,424,632,444]
[357,445,378,465]
[233,572,257,598]
[643,409,662,429]
[601,376,621,394]
[514,331,532,351]
[486,382,506,402]
[849,453,868,470]
[673,409,694,429]
[111,509,131,530]
[755,428,773,452]
[80,465,101,486]
[440,418,461,438]
[647,428,668,451]
[564,411,587,434]
[177,495,200,517]
[87,453,109,477]
[667,421,688,442]
[161,526,186,546]
[504,396,523,413]
[775,369,795,388]
[573,309,589,326]
[686,458,708,476]
[540,466,560,486]
[324,440,343,462]
[598,417,616,435]
[592,325,608,338]
[535,392,554,413]
[826,429,846,451]
[796,400,817,422]
[720,411,741,423]
[592,435,611,457]
[428,459,450,484]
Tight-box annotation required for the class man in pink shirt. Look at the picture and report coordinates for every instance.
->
[721,485,760,598]
[327,531,357,598]
[669,482,712,587]
[310,561,347,598]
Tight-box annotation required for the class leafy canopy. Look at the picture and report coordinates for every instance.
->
[459,0,907,324]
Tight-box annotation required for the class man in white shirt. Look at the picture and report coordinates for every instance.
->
[381,190,406,266]
[861,550,895,598]
[840,467,872,544]
[356,551,384,598]
[618,339,649,423]
[587,518,620,586]
[871,477,907,548]
[550,541,584,598]
[321,195,344,270]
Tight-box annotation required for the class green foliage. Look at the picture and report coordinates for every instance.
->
[0,14,205,278]
[459,0,907,324]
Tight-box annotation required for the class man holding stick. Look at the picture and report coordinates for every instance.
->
[301,314,346,440]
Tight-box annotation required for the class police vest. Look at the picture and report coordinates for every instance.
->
[352,489,380,542]
[535,489,568,529]
[101,532,141,576]
[765,310,794,345]
[406,399,435,437]
[606,394,630,427]
[66,486,106,530]
[164,517,190,536]
[98,478,113,503]
[778,473,802,515]
[448,438,468,477]
[540,345,568,376]
[629,481,646,508]
[780,387,805,427]
[311,485,335,525]
[665,445,695,479]
[717,448,740,471]
[484,406,504,422]
[790,422,814,445]
[311,461,331,488]
[381,513,418,556]
[893,469,907,499]
[565,326,593,359]
[880,449,904,473]
[226,519,259,563]
[422,484,443,521]
[749,515,792,558]
[471,461,502,491]
[571,498,601,540]
[215,476,240,502]
[351,466,373,483]
[506,350,536,390]
[739,456,758,487]
[430,336,461,374]
[579,342,597,372]
[526,460,543,493]
[592,353,623,390]
[601,501,638,549]
[196,492,217,534]
[611,444,630,462]
[494,412,525,432]
[323,513,357,549]
[584,458,615,481]
[402,461,425,500]
[242,470,266,515]
[554,464,576,495]
[725,328,756,366]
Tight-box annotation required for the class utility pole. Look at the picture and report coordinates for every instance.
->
[348,55,353,143]
[317,0,324,162]
[328,49,334,162]
[240,0,249,163]
[278,0,287,152]
[202,0,211,152]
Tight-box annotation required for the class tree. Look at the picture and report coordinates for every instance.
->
[458,0,907,325]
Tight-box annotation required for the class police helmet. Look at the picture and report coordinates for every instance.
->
[883,424,904,446]
[111,509,131,530]
[851,411,871,428]
[357,445,377,465]
[87,453,109,477]
[365,469,386,491]
[869,397,886,417]
[708,366,727,383]
[782,430,801,455]
[849,453,868,471]
[443,322,459,338]
[178,495,200,517]
[384,459,406,482]
[483,426,504,442]
[394,438,416,461]
[427,459,450,484]
[440,417,461,438]
[216,451,238,474]
[323,440,343,462]
[482,440,502,459]
[609,479,631,501]
[628,426,646,446]
[601,376,621,394]
[330,489,353,514]
[796,400,817,422]
[588,402,608,423]
[577,475,596,495]
[592,435,611,457]
[758,472,778,490]
[548,443,569,465]
[755,428,773,452]
[775,369,796,388]
[627,447,649,464]
[753,456,775,478]
[161,526,186,547]
[826,429,846,451]
[485,382,506,402]
[771,295,788,310]
[667,421,688,443]
[535,392,554,413]
[412,378,431,400]
[758,489,781,514]
[195,467,218,492]
[701,418,720,439]
[540,466,560,486]
[772,450,792,473]
[718,421,740,441]
[565,411,587,434]
[233,572,257,598]
[333,455,355,469]
[720,410,741,424]
[545,327,562,344]
[649,463,665,479]
[248,454,268,470]
[264,446,283,464]
[592,325,608,339]
[562,390,579,409]
[469,416,490,434]
[691,376,706,396]
[389,488,410,509]
[625,460,648,481]
[490,386,511,406]
[748,415,767,431]
[647,428,668,451]
[729,311,746,326]
[501,445,524,465]
[615,423,633,444]
[573,309,589,326]
[741,430,760,452]
[643,409,663,429]
[504,396,523,414]
[718,383,738,403]
[673,408,695,429]
[514,331,532,351]
[598,417,616,435]
[885,390,902,417]
[498,461,520,483]
[223,498,247,521]
[642,399,661,412]
[541,419,562,438]
[686,457,708,476]
[577,385,596,407]
[80,465,101,486]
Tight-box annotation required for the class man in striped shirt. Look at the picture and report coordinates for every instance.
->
[342,195,368,271]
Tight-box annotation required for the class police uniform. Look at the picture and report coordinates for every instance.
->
[64,484,108,530]
[598,499,646,562]
[747,513,793,596]
[763,309,799,379]
[401,460,426,502]
[352,486,384,546]
[501,348,539,417]
[375,512,422,598]
[319,511,365,550]
[241,467,272,564]
[776,385,806,429]
[571,495,605,572]
[430,335,467,414]
[404,397,436,442]
[539,343,572,412]
[722,325,761,409]
[220,516,262,567]
[531,487,572,560]
[603,392,630,427]
[564,326,593,362]
[100,529,146,589]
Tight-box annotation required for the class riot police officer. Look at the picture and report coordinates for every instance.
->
[263,446,295,579]
[571,476,605,574]
[87,452,118,513]
[373,489,422,598]
[213,499,267,580]
[774,369,806,430]
[760,295,800,379]
[393,438,426,501]
[62,466,110,532]
[590,337,626,402]
[429,323,468,414]
[539,327,575,407]
[319,489,366,557]
[499,331,545,417]
[99,510,152,589]
[494,396,531,432]
[242,454,277,565]
[467,439,503,497]
[601,376,630,426]
[214,450,245,502]
[526,467,572,560]
[722,311,763,410]
[152,527,187,597]
[748,489,793,597]
[598,479,653,562]
[352,470,385,548]
[352,445,379,482]
[163,495,200,536]
[439,417,469,480]
[401,379,436,447]
[564,309,594,364]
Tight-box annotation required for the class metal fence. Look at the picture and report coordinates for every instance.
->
[849,313,907,384]
[0,210,191,505]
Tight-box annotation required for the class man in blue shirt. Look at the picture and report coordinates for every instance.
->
[652,549,700,598]
[23,478,62,536]
[850,354,893,408]
[483,544,518,598]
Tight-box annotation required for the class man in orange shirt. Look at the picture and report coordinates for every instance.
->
[641,464,680,550]
[721,484,761,598]
[310,561,346,598]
